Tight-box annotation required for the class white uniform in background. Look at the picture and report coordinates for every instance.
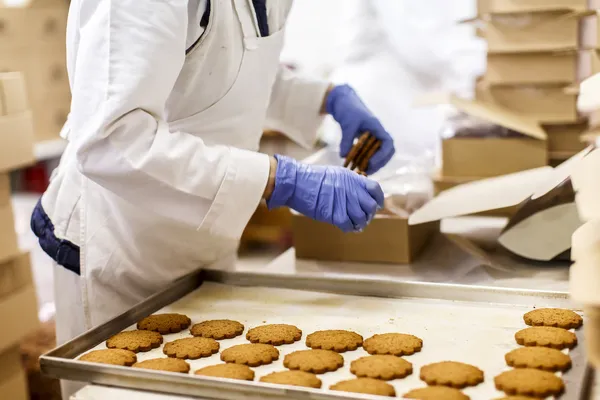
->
[41,0,328,396]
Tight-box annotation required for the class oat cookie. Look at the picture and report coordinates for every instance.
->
[283,349,344,374]
[494,368,564,397]
[132,357,190,373]
[220,343,279,367]
[330,378,395,397]
[363,333,423,356]
[163,337,219,360]
[194,364,255,381]
[505,347,571,372]
[137,313,191,334]
[79,349,137,366]
[260,371,322,388]
[404,386,470,400]
[246,324,302,345]
[524,308,583,329]
[106,330,163,353]
[350,355,412,380]
[305,330,363,353]
[515,326,577,349]
[190,320,244,340]
[419,361,484,389]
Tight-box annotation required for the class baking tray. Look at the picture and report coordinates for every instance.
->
[41,269,592,400]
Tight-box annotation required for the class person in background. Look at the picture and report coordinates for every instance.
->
[30,1,394,397]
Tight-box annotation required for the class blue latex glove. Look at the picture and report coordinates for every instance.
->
[326,84,395,174]
[267,155,385,233]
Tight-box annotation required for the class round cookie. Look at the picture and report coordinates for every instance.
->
[363,333,423,356]
[350,355,412,380]
[283,349,344,374]
[136,313,191,334]
[330,378,395,397]
[515,326,577,350]
[419,361,484,389]
[195,364,255,381]
[494,368,564,397]
[106,330,163,353]
[505,347,572,372]
[246,324,302,345]
[79,349,137,366]
[404,386,470,400]
[305,330,363,353]
[260,371,322,388]
[132,357,190,373]
[190,320,244,340]
[524,308,583,329]
[220,343,279,367]
[163,337,220,360]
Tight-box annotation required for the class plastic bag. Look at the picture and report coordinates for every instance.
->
[442,110,525,139]
[305,148,434,217]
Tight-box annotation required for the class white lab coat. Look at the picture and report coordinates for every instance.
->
[43,1,328,396]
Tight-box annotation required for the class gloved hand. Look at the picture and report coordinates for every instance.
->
[326,84,395,174]
[267,155,384,233]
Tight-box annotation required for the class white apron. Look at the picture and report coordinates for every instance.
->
[45,1,289,397]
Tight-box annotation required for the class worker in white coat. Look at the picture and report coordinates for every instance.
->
[31,1,394,397]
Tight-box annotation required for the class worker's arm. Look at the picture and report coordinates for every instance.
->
[71,0,270,239]
[264,65,330,148]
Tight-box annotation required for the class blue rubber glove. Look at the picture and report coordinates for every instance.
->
[326,84,395,174]
[267,155,385,233]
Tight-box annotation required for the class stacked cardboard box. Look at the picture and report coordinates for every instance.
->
[0,72,37,400]
[436,0,600,201]
[478,0,598,163]
[0,0,70,142]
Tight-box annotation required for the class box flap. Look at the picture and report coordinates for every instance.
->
[498,202,580,260]
[531,146,594,199]
[408,167,553,225]
[421,94,547,140]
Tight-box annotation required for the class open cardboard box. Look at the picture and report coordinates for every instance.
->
[291,150,438,264]
[428,94,549,178]
[411,147,593,261]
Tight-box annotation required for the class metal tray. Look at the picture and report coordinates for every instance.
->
[41,269,592,400]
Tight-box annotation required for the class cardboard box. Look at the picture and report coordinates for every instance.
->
[484,12,581,53]
[31,100,69,141]
[485,85,579,123]
[0,253,33,300]
[293,213,439,264]
[545,122,589,157]
[0,72,28,116]
[0,8,28,48]
[442,137,548,178]
[0,202,19,265]
[290,149,438,264]
[0,285,38,353]
[482,0,590,14]
[0,112,35,171]
[485,50,599,85]
[0,173,9,206]
[0,346,28,400]
[27,8,67,44]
